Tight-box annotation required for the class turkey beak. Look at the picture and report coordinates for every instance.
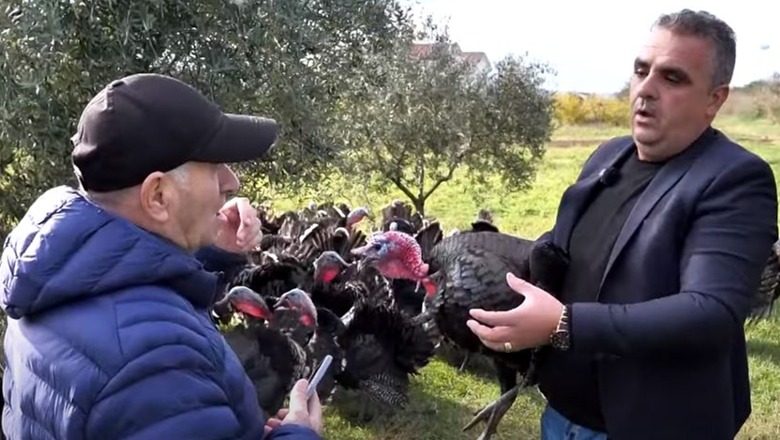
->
[351,244,370,257]
[351,244,368,272]
[274,291,293,309]
[351,244,378,272]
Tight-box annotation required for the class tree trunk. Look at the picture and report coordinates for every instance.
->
[413,197,426,217]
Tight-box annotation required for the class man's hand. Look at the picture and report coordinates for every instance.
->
[262,408,287,439]
[214,197,262,254]
[466,272,564,352]
[262,379,323,438]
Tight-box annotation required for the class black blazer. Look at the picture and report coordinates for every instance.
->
[538,127,778,440]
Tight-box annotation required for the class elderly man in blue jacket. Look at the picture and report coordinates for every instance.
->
[0,73,323,440]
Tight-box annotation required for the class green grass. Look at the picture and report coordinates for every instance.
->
[266,118,780,440]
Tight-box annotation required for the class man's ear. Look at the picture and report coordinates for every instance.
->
[705,84,730,118]
[139,171,172,222]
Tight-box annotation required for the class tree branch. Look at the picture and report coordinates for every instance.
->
[422,141,471,201]
[389,175,418,203]
[422,158,457,201]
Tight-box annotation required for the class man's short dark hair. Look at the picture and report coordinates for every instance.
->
[653,9,736,88]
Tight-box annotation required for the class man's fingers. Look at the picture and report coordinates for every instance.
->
[234,198,257,243]
[480,340,508,352]
[287,379,310,415]
[219,200,241,224]
[275,408,289,420]
[307,386,323,433]
[248,221,264,249]
[466,319,514,343]
[506,272,542,299]
[307,388,321,416]
[216,210,231,228]
[468,307,519,327]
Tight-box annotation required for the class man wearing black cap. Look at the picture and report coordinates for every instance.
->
[0,74,323,440]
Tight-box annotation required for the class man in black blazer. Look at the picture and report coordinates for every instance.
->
[466,9,778,440]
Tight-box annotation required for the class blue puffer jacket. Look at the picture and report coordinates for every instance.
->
[0,186,321,440]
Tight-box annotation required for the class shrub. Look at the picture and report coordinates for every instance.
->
[553,93,630,127]
[752,75,780,123]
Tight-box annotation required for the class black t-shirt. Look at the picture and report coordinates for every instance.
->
[537,147,664,431]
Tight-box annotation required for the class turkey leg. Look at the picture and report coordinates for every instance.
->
[458,352,471,372]
[462,383,521,440]
[462,360,528,440]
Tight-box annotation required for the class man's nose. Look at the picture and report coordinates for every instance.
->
[633,75,659,101]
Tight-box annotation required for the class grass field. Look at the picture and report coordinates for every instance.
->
[267,115,780,440]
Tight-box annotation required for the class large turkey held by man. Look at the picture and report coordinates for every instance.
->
[351,228,569,440]
[747,239,780,323]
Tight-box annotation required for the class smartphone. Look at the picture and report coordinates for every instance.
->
[305,354,333,400]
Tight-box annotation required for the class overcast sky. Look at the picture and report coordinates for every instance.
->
[405,0,780,94]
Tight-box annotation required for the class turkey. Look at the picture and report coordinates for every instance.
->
[309,250,395,316]
[467,208,499,234]
[446,209,501,373]
[227,256,309,301]
[351,228,570,440]
[215,286,312,417]
[273,288,347,402]
[380,199,424,234]
[747,239,780,323]
[304,250,436,407]
[334,296,439,414]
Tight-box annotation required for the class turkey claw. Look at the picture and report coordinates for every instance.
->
[462,384,520,440]
[458,352,470,373]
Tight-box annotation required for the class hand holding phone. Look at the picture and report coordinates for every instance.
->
[306,355,333,400]
[276,375,325,435]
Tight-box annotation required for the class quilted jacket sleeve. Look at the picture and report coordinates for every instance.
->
[84,343,256,440]
[267,425,323,440]
[195,245,248,281]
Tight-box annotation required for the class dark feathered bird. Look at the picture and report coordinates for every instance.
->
[273,288,346,402]
[747,240,780,323]
[307,250,396,316]
[228,259,309,300]
[380,199,423,233]
[467,209,499,234]
[215,287,311,418]
[351,229,569,440]
[335,297,439,409]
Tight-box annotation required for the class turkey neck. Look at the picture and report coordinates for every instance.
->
[381,258,428,281]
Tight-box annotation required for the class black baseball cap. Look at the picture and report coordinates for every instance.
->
[71,73,280,192]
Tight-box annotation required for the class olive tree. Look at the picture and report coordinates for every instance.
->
[0,0,412,236]
[334,20,557,215]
